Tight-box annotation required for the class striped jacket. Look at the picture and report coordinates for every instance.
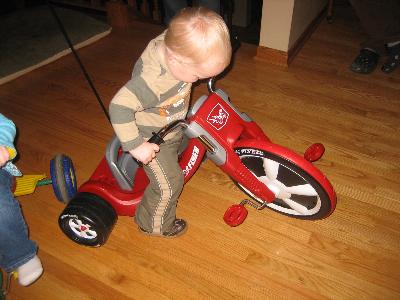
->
[109,32,191,151]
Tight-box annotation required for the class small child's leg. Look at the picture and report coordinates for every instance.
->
[135,134,185,236]
[0,169,41,285]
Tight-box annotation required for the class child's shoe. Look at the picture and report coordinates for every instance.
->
[137,218,188,238]
[16,255,43,286]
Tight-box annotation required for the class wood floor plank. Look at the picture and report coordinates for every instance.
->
[1,5,399,299]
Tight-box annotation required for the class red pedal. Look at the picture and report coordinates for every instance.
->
[304,143,325,162]
[223,204,248,227]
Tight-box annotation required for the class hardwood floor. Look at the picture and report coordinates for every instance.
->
[1,6,399,300]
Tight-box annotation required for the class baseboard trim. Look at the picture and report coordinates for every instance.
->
[255,47,288,68]
[255,4,328,67]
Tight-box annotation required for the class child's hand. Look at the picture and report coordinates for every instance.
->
[129,142,160,165]
[0,146,10,167]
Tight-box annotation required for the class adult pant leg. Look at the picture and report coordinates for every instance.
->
[135,134,184,234]
[162,0,221,24]
[0,169,37,273]
[198,0,220,14]
[349,0,400,54]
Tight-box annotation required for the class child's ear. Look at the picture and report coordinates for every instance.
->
[166,50,179,65]
[164,46,182,66]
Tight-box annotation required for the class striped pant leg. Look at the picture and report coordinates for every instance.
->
[135,134,184,234]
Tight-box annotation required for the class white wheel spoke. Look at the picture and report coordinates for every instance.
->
[286,184,318,196]
[69,218,97,239]
[80,229,97,239]
[281,198,309,215]
[70,219,82,228]
[257,175,269,185]
[263,158,279,180]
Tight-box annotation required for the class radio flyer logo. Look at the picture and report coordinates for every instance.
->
[207,104,229,130]
[182,146,200,177]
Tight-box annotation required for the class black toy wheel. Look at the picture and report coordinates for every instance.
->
[50,154,77,204]
[58,193,117,247]
[235,147,333,220]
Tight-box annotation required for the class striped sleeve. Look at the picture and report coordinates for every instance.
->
[109,85,145,151]
[109,32,188,151]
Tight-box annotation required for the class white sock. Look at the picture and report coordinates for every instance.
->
[16,255,43,286]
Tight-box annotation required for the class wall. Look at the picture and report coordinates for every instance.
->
[259,0,295,52]
[259,0,327,52]
[289,0,328,49]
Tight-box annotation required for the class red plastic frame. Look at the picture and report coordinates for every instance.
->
[77,91,336,218]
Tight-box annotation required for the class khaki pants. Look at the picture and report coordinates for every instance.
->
[135,133,184,234]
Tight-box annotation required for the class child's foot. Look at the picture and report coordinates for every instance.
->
[381,43,400,73]
[137,219,188,238]
[350,48,380,74]
[16,255,43,286]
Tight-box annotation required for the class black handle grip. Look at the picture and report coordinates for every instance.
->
[133,132,164,167]
[148,132,165,145]
[133,157,143,167]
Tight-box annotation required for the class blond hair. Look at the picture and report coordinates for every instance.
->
[164,6,231,67]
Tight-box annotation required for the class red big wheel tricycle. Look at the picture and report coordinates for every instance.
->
[57,78,336,247]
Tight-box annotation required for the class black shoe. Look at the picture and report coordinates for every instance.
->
[381,43,400,73]
[350,48,380,74]
[137,219,187,238]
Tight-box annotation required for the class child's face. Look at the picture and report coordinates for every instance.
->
[166,50,227,83]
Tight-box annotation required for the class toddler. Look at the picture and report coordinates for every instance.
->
[109,7,232,237]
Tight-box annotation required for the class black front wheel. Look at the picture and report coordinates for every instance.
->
[58,193,117,247]
[235,147,334,220]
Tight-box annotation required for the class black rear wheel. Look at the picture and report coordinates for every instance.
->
[58,193,117,247]
[235,147,333,220]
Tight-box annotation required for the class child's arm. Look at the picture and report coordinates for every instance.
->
[0,113,17,166]
[0,146,10,167]
[109,85,160,164]
[0,113,22,176]
[129,142,159,165]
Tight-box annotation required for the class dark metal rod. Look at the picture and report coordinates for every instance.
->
[156,120,188,139]
[207,77,215,93]
[47,2,110,123]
